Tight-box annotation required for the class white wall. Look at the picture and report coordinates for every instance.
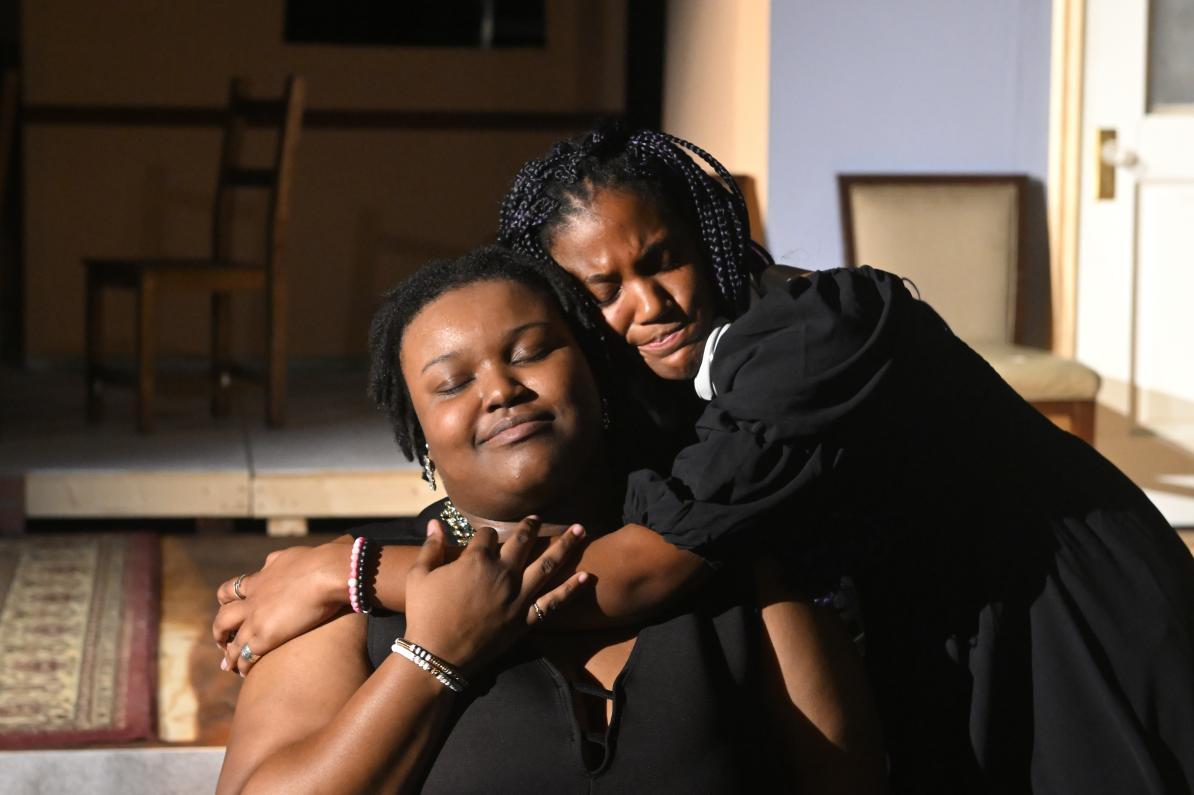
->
[767,1,1053,271]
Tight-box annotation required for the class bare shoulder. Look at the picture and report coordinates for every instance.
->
[217,612,370,794]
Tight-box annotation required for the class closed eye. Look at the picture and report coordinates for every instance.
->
[593,286,620,307]
[434,377,471,396]
[513,346,552,364]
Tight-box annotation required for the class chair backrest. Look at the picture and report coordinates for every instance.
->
[838,174,1026,345]
[211,75,305,278]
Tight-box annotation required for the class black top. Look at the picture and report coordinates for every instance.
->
[355,509,780,793]
[624,267,1194,793]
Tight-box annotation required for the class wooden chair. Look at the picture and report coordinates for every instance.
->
[84,76,304,432]
[838,174,1100,444]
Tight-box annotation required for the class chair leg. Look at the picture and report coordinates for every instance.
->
[266,280,286,428]
[1071,400,1096,445]
[84,268,104,422]
[211,291,232,418]
[136,273,158,433]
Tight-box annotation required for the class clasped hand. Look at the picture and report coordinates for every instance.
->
[212,517,589,676]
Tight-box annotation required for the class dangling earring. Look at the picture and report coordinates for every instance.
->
[421,444,437,491]
[600,395,611,432]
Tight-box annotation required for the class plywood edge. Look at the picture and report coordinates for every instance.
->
[252,469,431,518]
[25,470,250,517]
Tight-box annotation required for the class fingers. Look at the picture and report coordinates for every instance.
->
[464,525,499,558]
[211,599,247,647]
[520,524,586,598]
[216,573,250,605]
[498,516,541,567]
[217,570,257,605]
[410,520,447,578]
[216,576,237,605]
[526,570,591,626]
[230,634,262,677]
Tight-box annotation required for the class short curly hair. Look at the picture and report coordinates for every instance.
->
[368,245,630,464]
[497,121,774,318]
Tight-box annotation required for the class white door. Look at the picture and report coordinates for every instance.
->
[1078,0,1194,447]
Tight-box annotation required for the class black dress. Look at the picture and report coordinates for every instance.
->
[356,510,780,793]
[624,267,1194,794]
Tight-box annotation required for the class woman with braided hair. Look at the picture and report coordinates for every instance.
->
[215,246,884,793]
[494,123,1194,794]
[216,125,1194,792]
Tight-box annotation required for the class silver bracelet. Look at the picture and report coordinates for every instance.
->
[390,638,468,693]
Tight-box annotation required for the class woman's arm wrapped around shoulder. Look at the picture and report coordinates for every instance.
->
[213,536,426,676]
[213,522,705,648]
[216,518,590,795]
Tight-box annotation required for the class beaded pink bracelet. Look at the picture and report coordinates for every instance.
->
[348,536,371,614]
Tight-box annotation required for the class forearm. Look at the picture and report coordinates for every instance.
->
[330,534,421,614]
[345,525,705,629]
[240,657,456,795]
[371,544,423,613]
[549,524,707,630]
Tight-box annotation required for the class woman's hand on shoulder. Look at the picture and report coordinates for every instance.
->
[403,517,590,673]
[212,537,352,676]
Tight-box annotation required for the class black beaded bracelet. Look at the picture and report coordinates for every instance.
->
[357,537,373,614]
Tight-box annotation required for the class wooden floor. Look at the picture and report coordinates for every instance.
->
[3,365,1193,531]
[0,365,430,535]
[158,534,338,745]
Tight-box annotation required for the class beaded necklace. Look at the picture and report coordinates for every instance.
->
[438,498,475,546]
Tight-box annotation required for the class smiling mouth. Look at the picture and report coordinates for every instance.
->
[638,326,688,356]
[479,412,554,446]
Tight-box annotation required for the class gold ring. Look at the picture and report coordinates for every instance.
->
[233,573,248,600]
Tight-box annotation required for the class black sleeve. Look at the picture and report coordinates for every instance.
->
[351,500,446,545]
[622,267,912,560]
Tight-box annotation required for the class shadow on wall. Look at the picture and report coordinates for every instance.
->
[1019,177,1052,350]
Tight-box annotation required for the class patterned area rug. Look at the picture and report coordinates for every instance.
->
[0,534,158,748]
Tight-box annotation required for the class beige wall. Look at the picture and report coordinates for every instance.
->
[662,0,770,237]
[23,1,625,360]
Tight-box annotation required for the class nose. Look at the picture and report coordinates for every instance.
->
[479,364,531,412]
[627,277,674,326]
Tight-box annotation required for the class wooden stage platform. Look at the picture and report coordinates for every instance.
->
[0,365,429,535]
[3,364,1194,535]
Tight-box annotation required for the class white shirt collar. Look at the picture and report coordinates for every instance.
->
[694,321,731,401]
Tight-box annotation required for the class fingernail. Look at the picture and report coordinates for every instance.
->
[577,571,590,583]
[221,658,229,671]
[526,515,541,524]
[570,524,585,538]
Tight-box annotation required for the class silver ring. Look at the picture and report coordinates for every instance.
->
[532,602,546,623]
[240,643,260,664]
[233,573,248,600]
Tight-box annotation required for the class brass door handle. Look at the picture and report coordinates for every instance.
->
[1096,128,1139,200]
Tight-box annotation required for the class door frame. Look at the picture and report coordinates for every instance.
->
[1047,0,1086,358]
